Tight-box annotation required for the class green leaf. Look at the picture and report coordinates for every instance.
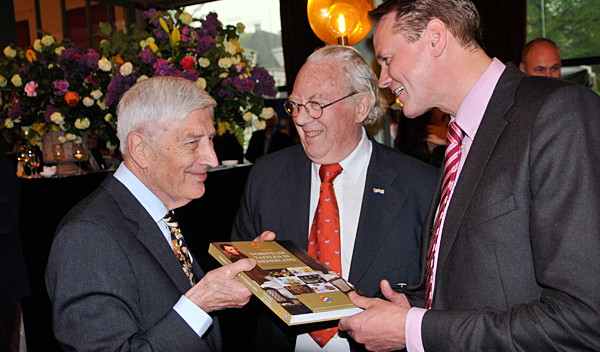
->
[99,22,113,36]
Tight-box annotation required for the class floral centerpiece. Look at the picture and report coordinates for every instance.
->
[0,8,276,150]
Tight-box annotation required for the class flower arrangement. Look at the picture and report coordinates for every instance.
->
[0,8,276,150]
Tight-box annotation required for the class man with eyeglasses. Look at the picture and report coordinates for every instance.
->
[231,45,438,352]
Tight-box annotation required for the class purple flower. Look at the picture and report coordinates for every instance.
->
[196,36,216,56]
[58,47,78,66]
[251,66,276,97]
[139,46,158,65]
[201,12,220,37]
[53,80,70,96]
[44,106,58,123]
[18,65,30,76]
[218,89,235,99]
[78,49,100,74]
[8,101,29,121]
[105,73,138,107]
[143,9,159,21]
[154,27,169,42]
[182,70,199,82]
[181,26,191,43]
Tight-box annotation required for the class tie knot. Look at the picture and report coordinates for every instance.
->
[319,163,343,184]
[446,121,464,148]
[164,211,178,226]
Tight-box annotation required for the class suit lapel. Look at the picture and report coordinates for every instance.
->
[350,139,407,285]
[435,64,523,283]
[104,176,194,294]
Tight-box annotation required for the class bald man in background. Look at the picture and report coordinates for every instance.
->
[520,38,562,78]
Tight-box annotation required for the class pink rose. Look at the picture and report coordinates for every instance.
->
[25,81,38,97]
[181,57,195,71]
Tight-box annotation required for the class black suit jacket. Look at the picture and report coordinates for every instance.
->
[245,130,293,163]
[232,132,438,351]
[0,154,29,310]
[46,176,221,351]
[415,64,600,351]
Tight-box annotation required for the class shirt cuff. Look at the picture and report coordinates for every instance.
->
[173,295,213,337]
[406,307,427,352]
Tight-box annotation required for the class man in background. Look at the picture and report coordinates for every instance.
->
[520,37,562,78]
[232,46,437,351]
[339,0,600,351]
[245,110,293,163]
[46,76,257,351]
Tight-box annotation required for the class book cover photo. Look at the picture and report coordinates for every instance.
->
[208,240,363,326]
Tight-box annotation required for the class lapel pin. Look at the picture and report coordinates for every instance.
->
[373,188,385,194]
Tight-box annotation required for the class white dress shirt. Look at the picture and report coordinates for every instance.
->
[113,163,213,338]
[295,128,373,352]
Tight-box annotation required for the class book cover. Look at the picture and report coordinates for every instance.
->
[208,240,363,326]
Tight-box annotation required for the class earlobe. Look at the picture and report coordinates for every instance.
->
[355,96,371,123]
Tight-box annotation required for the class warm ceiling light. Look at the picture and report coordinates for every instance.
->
[307,0,374,46]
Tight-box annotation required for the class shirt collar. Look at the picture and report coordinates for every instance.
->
[113,163,169,223]
[312,127,372,182]
[454,58,506,140]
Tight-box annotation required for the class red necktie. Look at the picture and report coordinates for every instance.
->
[424,121,463,309]
[308,163,343,347]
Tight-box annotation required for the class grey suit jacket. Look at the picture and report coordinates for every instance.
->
[417,64,600,351]
[231,132,438,351]
[46,176,221,351]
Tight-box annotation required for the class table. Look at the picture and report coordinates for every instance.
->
[18,164,252,351]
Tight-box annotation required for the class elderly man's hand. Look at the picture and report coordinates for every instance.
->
[252,231,276,242]
[338,280,410,351]
[185,258,256,313]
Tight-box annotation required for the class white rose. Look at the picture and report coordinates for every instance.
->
[253,119,266,130]
[98,58,112,72]
[261,107,275,119]
[195,77,207,90]
[198,57,210,68]
[41,35,55,46]
[106,141,117,150]
[11,74,22,87]
[224,41,237,55]
[0,76,7,87]
[180,12,193,25]
[137,75,149,82]
[243,112,254,122]
[74,136,83,144]
[50,112,64,124]
[147,37,155,43]
[90,89,103,100]
[66,133,77,141]
[55,47,65,56]
[34,39,43,52]
[104,113,113,122]
[120,62,133,76]
[3,118,14,129]
[3,46,16,58]
[219,72,229,79]
[232,55,241,65]
[218,57,233,69]
[75,118,91,130]
[58,136,67,143]
[83,97,95,107]
[139,40,148,49]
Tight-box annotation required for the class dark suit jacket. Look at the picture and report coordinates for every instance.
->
[0,154,29,310]
[46,176,221,351]
[231,132,438,351]
[414,64,600,351]
[245,130,293,163]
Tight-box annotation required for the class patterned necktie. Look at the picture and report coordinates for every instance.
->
[164,211,196,287]
[424,121,464,309]
[308,163,343,347]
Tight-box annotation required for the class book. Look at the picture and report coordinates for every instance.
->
[208,240,363,325]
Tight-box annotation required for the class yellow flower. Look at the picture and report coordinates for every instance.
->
[26,49,37,62]
[217,119,232,136]
[31,122,46,136]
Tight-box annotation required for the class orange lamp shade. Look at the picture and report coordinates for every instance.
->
[307,0,375,46]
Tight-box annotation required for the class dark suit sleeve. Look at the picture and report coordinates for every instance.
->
[46,220,211,352]
[231,163,261,242]
[422,86,600,351]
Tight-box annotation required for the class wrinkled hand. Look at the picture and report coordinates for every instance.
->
[185,258,256,313]
[338,280,410,352]
[252,230,276,242]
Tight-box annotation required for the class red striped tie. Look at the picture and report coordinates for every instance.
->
[424,121,464,309]
[308,163,343,347]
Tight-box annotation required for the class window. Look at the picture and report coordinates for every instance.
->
[183,0,286,94]
[526,0,600,93]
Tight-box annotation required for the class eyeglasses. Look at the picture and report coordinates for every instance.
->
[283,92,358,119]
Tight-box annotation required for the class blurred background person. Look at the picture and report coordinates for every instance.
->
[520,37,562,78]
[245,111,292,163]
